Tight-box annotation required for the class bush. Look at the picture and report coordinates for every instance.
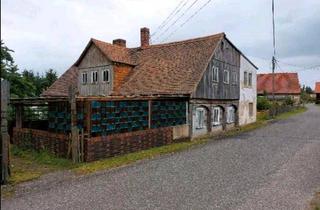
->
[257,96,271,110]
[284,97,294,106]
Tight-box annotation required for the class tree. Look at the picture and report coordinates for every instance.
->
[1,41,58,97]
[305,86,313,94]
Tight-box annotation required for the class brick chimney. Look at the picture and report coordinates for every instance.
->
[113,39,126,47]
[140,27,150,48]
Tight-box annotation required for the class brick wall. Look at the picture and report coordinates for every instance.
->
[85,127,174,162]
[13,128,69,157]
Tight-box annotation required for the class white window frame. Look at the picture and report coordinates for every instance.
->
[244,71,248,86]
[212,66,219,82]
[212,107,221,126]
[196,108,205,129]
[91,71,98,83]
[223,70,229,84]
[82,72,88,84]
[102,69,110,82]
[248,73,252,87]
[232,71,237,85]
[227,106,235,123]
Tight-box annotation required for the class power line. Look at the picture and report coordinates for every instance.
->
[160,0,213,43]
[152,0,200,43]
[151,0,189,38]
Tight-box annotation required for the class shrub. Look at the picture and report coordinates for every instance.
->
[284,96,294,106]
[257,96,271,110]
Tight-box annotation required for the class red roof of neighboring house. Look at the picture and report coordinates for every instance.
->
[315,82,320,93]
[257,73,301,95]
[42,33,225,97]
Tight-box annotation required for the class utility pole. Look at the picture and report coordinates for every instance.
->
[1,80,10,184]
[271,0,276,116]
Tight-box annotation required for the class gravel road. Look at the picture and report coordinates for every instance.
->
[2,104,320,210]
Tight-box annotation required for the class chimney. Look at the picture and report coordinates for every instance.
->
[113,39,126,47]
[140,27,150,48]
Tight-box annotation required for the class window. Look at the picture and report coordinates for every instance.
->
[227,106,235,123]
[91,71,98,83]
[196,108,205,129]
[102,69,110,82]
[248,73,252,87]
[82,72,88,84]
[244,72,248,86]
[212,66,219,82]
[232,72,237,84]
[249,103,253,117]
[223,70,229,84]
[212,107,221,126]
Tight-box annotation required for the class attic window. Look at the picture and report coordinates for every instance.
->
[212,66,219,82]
[92,71,98,83]
[223,70,229,84]
[82,72,88,84]
[102,69,110,82]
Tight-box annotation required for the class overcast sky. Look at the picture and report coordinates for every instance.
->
[2,0,320,88]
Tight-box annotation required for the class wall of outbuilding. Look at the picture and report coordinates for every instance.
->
[239,55,257,126]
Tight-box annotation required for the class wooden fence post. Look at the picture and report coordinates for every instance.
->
[1,80,10,184]
[69,85,80,163]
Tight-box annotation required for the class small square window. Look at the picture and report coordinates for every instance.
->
[223,70,229,84]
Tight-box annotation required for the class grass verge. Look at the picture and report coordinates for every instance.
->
[310,192,320,210]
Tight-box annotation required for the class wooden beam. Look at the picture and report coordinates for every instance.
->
[1,80,10,184]
[69,85,80,163]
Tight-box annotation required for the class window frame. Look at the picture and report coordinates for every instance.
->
[248,73,252,87]
[212,107,221,126]
[212,66,219,82]
[81,72,88,84]
[91,71,98,83]
[249,103,253,117]
[196,108,205,129]
[232,71,237,85]
[102,69,110,83]
[227,106,235,123]
[244,71,248,86]
[223,69,229,84]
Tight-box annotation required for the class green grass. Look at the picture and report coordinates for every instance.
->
[274,106,307,120]
[8,146,75,185]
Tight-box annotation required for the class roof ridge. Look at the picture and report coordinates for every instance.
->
[91,33,225,50]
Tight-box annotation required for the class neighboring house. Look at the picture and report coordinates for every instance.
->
[315,82,320,103]
[257,73,301,103]
[239,55,258,126]
[13,27,257,161]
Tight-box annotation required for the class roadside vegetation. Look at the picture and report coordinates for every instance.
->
[310,192,320,210]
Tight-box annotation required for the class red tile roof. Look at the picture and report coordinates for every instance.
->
[42,33,225,97]
[257,73,301,95]
[42,66,78,97]
[315,82,320,93]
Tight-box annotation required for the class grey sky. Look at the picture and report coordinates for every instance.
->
[2,0,320,88]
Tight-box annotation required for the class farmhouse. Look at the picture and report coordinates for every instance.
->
[315,82,320,103]
[257,73,301,103]
[12,28,257,161]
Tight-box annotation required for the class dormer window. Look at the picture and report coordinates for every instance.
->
[92,71,98,83]
[82,72,88,84]
[102,69,110,82]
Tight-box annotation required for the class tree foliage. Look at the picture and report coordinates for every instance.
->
[1,40,58,98]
